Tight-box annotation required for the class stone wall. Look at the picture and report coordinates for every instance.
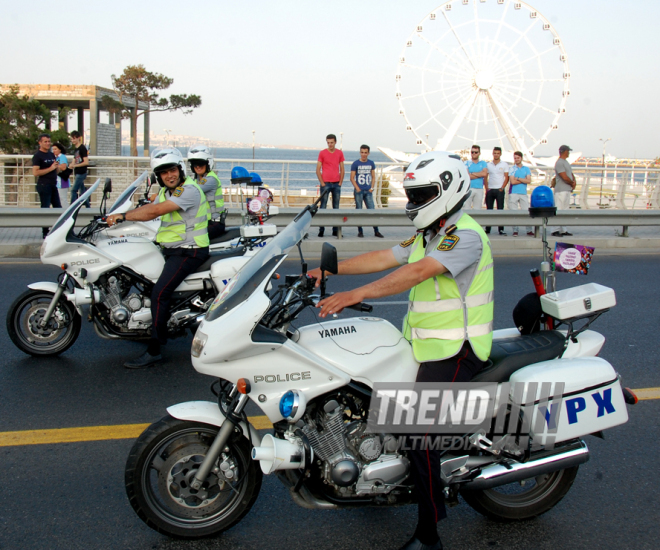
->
[97,123,117,156]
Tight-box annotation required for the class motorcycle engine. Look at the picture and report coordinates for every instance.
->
[99,274,146,328]
[301,393,409,498]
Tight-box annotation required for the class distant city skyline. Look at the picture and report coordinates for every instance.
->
[2,0,658,158]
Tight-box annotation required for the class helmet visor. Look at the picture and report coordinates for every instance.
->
[405,185,439,206]
[189,159,208,168]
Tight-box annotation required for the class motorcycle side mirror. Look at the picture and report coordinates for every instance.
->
[320,242,338,297]
[101,178,112,216]
[320,243,338,275]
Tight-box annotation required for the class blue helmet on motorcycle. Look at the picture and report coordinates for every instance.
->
[231,166,252,184]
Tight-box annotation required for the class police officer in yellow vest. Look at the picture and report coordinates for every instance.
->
[106,147,210,369]
[188,144,226,240]
[310,151,494,550]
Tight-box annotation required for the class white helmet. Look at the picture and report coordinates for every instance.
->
[151,147,186,186]
[403,151,470,230]
[187,144,214,172]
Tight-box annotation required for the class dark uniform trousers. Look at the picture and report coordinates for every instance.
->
[208,221,226,241]
[408,342,488,536]
[150,247,209,345]
[484,188,505,233]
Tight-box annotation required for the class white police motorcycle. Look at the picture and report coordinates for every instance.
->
[124,196,637,539]
[6,178,260,356]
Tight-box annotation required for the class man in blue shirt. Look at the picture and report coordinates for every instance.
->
[465,144,488,210]
[350,145,383,238]
[507,151,533,236]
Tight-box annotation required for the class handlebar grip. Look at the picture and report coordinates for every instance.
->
[347,302,373,313]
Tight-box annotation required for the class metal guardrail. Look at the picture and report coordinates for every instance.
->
[2,208,659,239]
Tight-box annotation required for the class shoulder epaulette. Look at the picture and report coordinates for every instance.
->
[399,235,416,248]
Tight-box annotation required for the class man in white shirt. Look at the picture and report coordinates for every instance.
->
[552,145,576,237]
[485,147,509,235]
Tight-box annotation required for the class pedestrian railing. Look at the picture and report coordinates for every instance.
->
[2,155,659,210]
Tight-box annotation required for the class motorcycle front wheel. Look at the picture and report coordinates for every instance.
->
[6,290,81,356]
[125,415,262,539]
[460,466,579,521]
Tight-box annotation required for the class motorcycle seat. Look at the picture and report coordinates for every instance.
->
[195,246,246,273]
[209,226,241,245]
[472,331,567,383]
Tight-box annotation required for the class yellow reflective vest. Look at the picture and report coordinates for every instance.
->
[206,171,224,217]
[156,178,210,248]
[403,214,494,362]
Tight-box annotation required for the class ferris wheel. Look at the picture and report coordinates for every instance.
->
[396,0,570,160]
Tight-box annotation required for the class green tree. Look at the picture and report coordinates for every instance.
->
[0,85,70,154]
[102,65,202,156]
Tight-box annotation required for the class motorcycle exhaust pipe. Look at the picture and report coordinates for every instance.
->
[251,433,307,474]
[461,440,589,492]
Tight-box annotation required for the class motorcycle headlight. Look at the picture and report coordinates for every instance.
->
[191,331,208,358]
[279,390,306,422]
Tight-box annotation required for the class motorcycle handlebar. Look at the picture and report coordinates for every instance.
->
[346,302,373,313]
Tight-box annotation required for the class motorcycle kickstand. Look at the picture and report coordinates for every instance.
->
[189,392,250,491]
[40,273,70,327]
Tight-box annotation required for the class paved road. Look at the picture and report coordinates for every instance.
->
[0,257,658,550]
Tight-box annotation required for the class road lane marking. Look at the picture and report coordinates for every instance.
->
[633,387,660,400]
[0,416,275,447]
[1,388,658,448]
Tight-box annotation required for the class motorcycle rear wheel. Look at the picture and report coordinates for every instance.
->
[125,415,262,539]
[460,466,579,521]
[6,290,81,356]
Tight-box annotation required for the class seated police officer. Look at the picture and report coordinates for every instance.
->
[187,144,226,240]
[309,151,494,550]
[106,148,210,369]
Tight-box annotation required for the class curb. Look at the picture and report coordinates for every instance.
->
[2,238,659,260]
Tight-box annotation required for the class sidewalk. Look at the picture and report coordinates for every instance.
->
[1,225,658,259]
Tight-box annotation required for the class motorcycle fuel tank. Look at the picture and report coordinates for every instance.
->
[295,317,419,385]
[96,237,165,282]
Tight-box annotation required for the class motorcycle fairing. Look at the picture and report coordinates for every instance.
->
[294,317,419,385]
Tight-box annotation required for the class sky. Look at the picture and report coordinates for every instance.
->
[1,0,657,158]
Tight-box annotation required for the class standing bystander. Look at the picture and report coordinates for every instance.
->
[507,151,533,236]
[552,145,576,236]
[351,145,384,238]
[52,142,71,203]
[69,130,90,208]
[316,134,345,237]
[31,133,61,238]
[465,145,488,210]
[485,146,509,235]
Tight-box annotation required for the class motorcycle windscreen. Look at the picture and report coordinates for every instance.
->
[49,178,101,234]
[206,209,312,322]
[108,171,149,213]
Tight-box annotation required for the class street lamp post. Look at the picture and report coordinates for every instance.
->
[252,130,256,170]
[340,132,343,150]
[598,138,611,208]
[426,133,429,152]
[163,129,172,146]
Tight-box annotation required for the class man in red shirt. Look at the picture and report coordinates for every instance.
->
[316,133,345,237]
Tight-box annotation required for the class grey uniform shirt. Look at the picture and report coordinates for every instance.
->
[391,211,484,297]
[554,158,574,194]
[162,183,205,248]
[193,173,221,218]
